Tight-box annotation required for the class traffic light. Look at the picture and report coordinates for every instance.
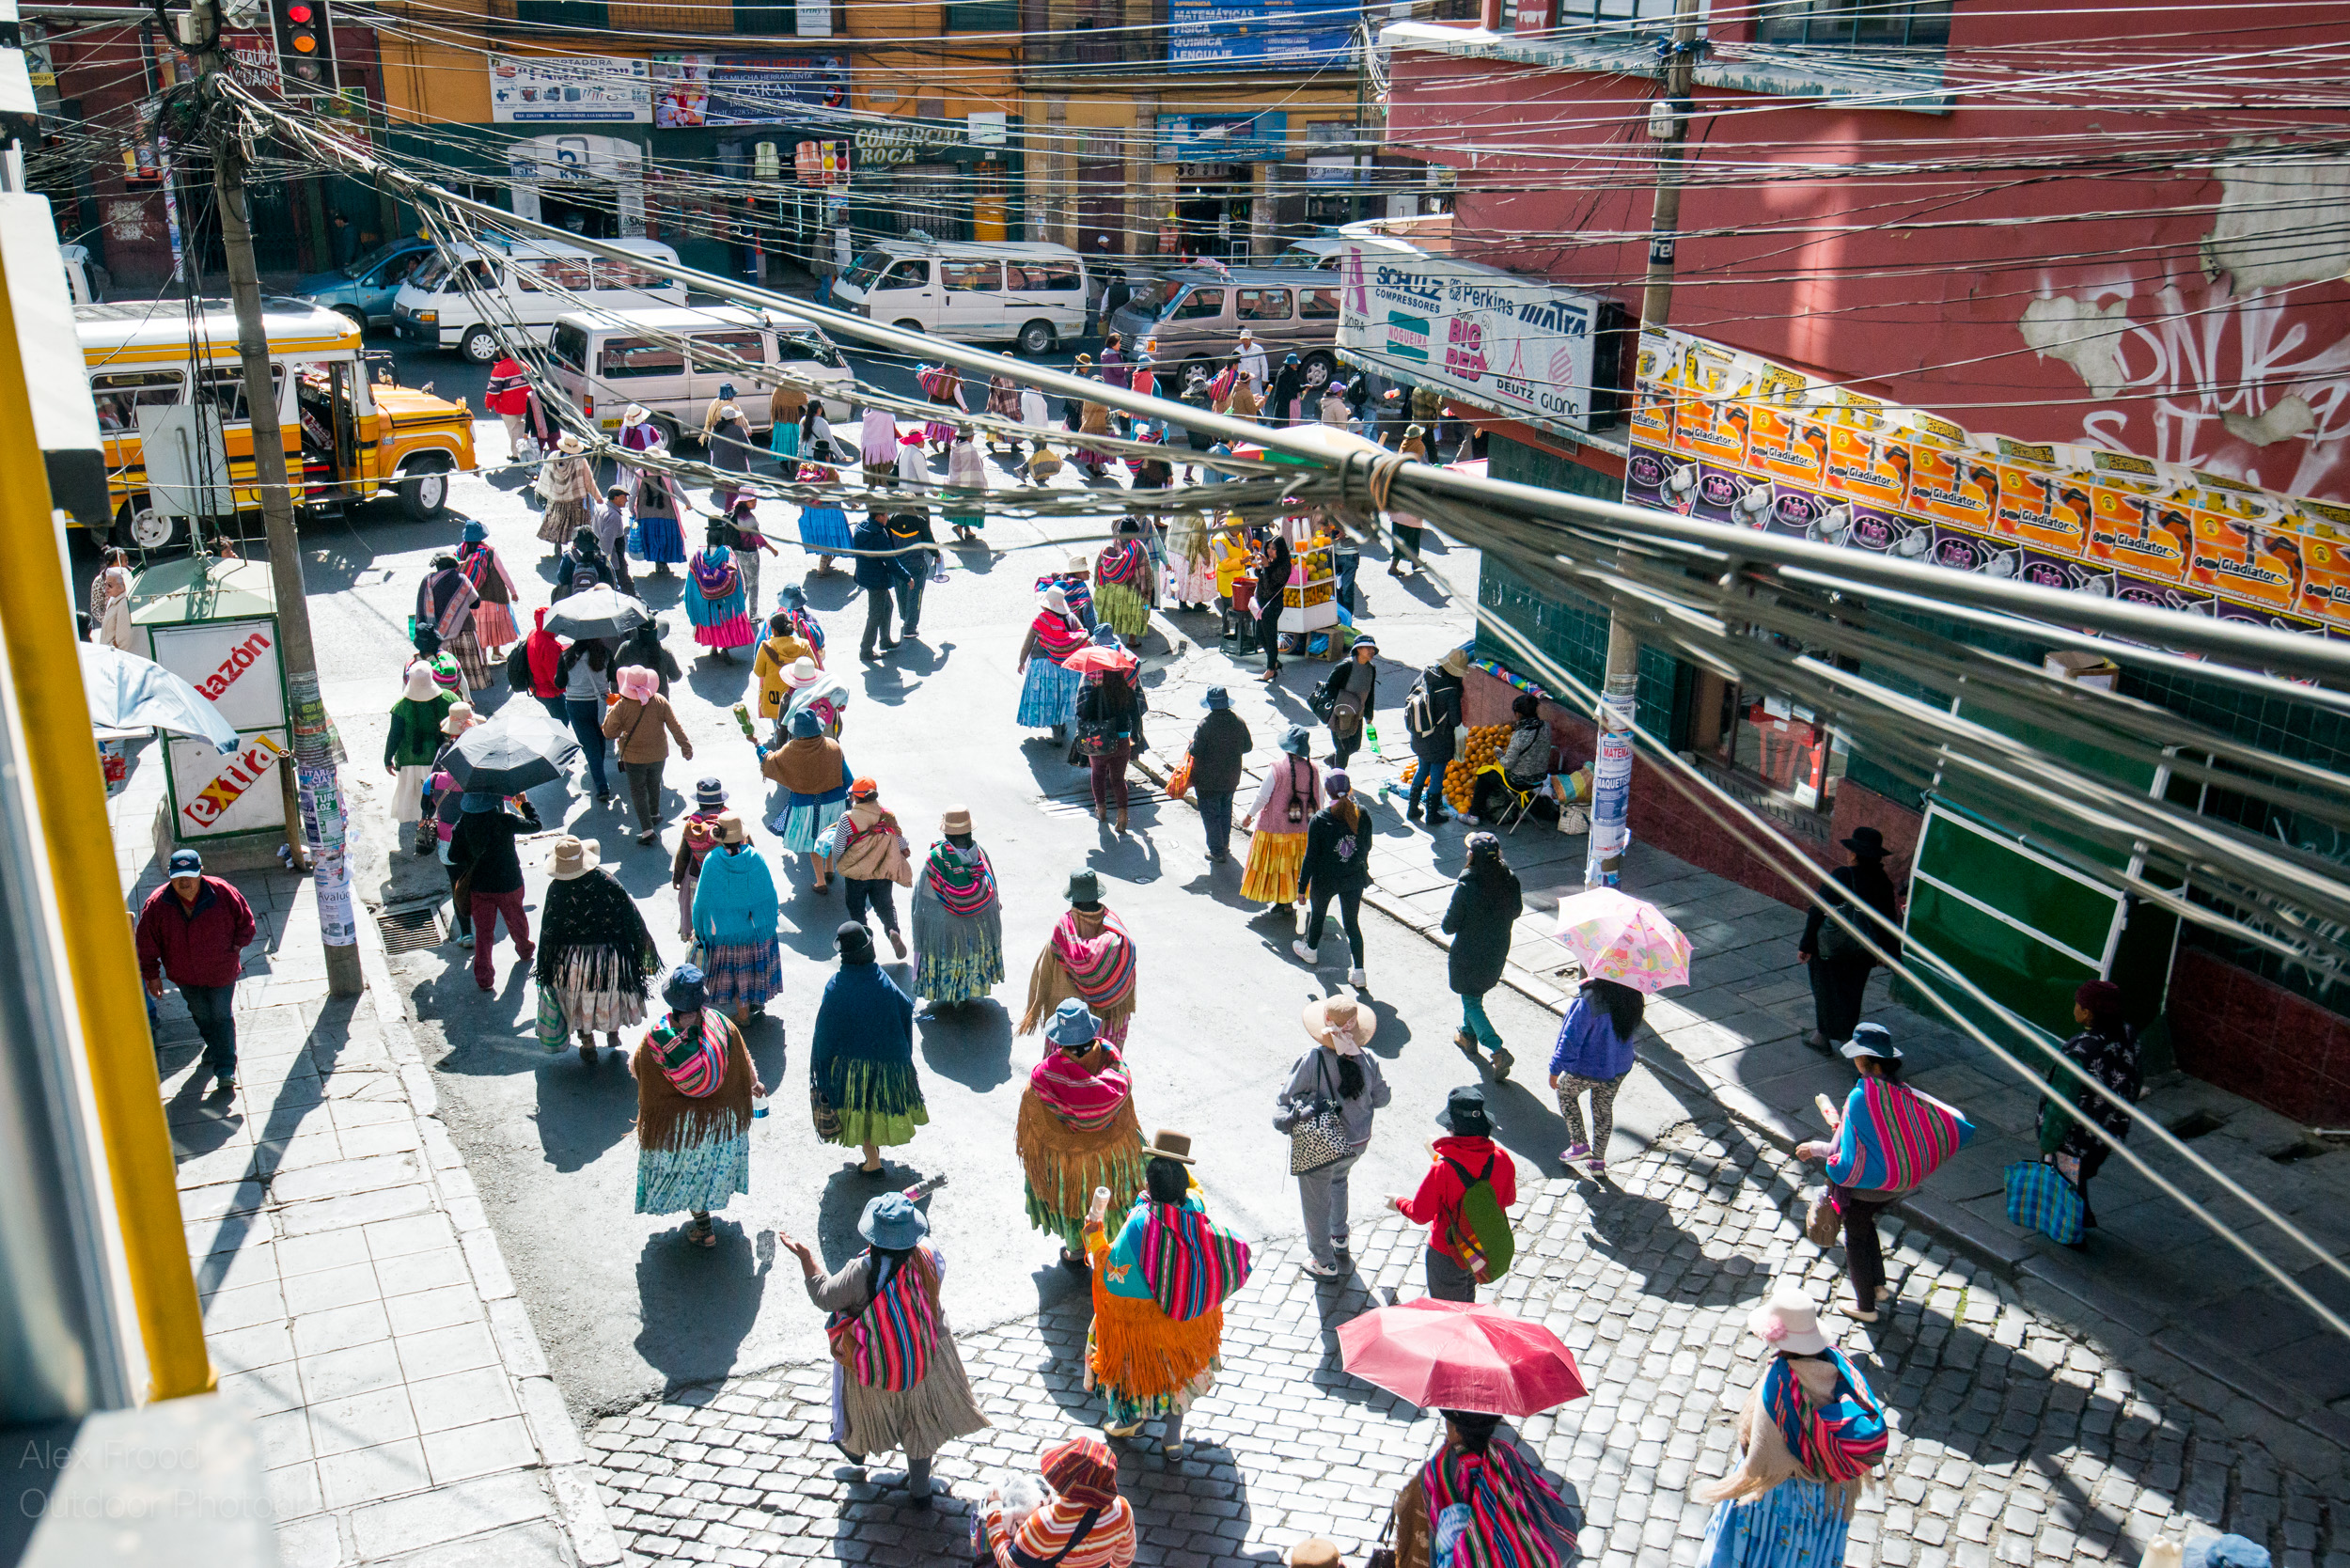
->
[271,0,336,93]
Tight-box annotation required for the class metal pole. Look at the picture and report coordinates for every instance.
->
[200,57,365,998]
[1587,0,1703,889]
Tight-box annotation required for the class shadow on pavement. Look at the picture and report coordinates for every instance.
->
[633,1219,773,1391]
[916,998,1013,1092]
[532,1049,637,1174]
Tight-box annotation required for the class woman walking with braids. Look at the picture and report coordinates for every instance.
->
[777,1191,989,1507]
[633,964,760,1248]
[1019,870,1139,1047]
[535,836,657,1066]
[1018,1000,1148,1268]
[909,806,1005,1008]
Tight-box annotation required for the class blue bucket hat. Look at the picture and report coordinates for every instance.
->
[2186,1540,2272,1568]
[1841,1022,1901,1062]
[460,792,501,813]
[777,583,807,612]
[1045,999,1099,1048]
[461,520,489,543]
[859,1191,930,1250]
[1089,622,1120,647]
[664,964,706,1011]
[1202,686,1230,711]
[789,709,822,738]
[1279,725,1312,757]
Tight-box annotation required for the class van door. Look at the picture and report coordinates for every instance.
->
[934,257,1004,342]
[688,328,771,426]
[864,257,934,331]
[1010,256,1087,338]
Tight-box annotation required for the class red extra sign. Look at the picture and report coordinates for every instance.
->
[182,731,289,831]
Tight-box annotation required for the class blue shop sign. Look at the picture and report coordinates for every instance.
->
[1157,111,1291,164]
[1169,0,1361,71]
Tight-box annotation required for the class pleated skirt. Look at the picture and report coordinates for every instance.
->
[1699,1478,1854,1568]
[1240,828,1308,905]
[1016,659,1082,729]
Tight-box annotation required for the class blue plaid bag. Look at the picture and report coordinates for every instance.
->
[2004,1158,2085,1245]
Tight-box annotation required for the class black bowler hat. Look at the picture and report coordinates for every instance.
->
[1841,825,1891,859]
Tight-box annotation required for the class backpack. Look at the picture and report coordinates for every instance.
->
[1405,677,1440,741]
[1441,1153,1514,1282]
[505,641,533,694]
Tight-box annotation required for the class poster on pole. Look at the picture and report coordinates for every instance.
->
[1622,324,2350,645]
[489,55,652,124]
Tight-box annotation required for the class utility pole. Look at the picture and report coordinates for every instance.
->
[194,5,365,997]
[1585,0,1703,890]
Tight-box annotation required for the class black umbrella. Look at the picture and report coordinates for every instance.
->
[443,703,579,797]
[544,585,651,642]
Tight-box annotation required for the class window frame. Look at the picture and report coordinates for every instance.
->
[689,329,770,373]
[598,335,687,380]
[1753,0,1950,48]
[1166,285,1227,321]
[1234,286,1293,322]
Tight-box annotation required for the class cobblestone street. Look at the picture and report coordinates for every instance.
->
[585,1120,2347,1567]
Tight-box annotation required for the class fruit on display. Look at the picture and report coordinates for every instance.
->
[1443,724,1512,813]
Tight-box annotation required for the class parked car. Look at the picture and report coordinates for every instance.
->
[391,236,685,362]
[295,239,434,332]
[1109,264,1344,395]
[544,305,854,448]
[831,239,1090,355]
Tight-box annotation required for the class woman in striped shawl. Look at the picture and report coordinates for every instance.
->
[910,806,1005,1007]
[1017,1001,1147,1267]
[631,965,760,1248]
[1018,870,1139,1047]
[1015,586,1089,736]
[1388,1410,1580,1568]
[780,1191,988,1507]
[1092,519,1155,646]
[1080,1129,1249,1458]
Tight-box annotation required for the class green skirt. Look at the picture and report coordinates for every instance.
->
[822,1057,930,1149]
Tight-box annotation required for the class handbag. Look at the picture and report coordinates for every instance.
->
[1167,751,1195,801]
[2005,1158,2085,1245]
[535,984,567,1049]
[1805,1184,1844,1247]
[810,1083,842,1143]
[1365,1510,1397,1568]
[1285,1057,1352,1177]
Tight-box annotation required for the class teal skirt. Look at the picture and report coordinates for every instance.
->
[1700,1478,1853,1568]
[635,1125,750,1215]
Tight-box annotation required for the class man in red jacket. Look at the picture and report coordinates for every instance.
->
[1391,1085,1517,1303]
[135,849,258,1097]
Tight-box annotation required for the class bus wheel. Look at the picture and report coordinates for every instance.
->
[397,457,452,520]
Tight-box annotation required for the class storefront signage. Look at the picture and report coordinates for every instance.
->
[175,730,289,837]
[1169,0,1361,70]
[650,54,850,128]
[490,55,651,124]
[1623,324,2350,642]
[854,119,966,166]
[1156,112,1290,165]
[1336,239,1602,433]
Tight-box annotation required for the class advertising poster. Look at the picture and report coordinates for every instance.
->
[489,55,651,124]
[1622,325,2350,644]
[650,54,849,128]
[170,731,290,839]
[1168,0,1361,70]
[1336,239,1602,434]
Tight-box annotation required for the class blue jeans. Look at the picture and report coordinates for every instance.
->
[181,982,238,1078]
[566,698,609,796]
[1408,743,1449,819]
[1197,789,1235,858]
[1461,993,1502,1052]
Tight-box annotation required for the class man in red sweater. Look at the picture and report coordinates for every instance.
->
[1391,1085,1517,1303]
[135,849,258,1098]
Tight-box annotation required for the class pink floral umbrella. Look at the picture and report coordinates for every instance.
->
[1549,887,1690,992]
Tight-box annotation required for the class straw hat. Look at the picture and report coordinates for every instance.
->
[1042,585,1070,616]
[1304,996,1376,1054]
[620,404,650,427]
[1441,647,1470,677]
[713,812,746,845]
[556,431,583,454]
[439,702,478,736]
[941,806,973,835]
[1140,1128,1195,1164]
[547,836,601,880]
[1746,1284,1834,1356]
[783,656,822,689]
[402,666,437,702]
[1066,554,1089,575]
[1287,1542,1345,1568]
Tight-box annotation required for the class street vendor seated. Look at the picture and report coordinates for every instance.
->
[1467,692,1563,826]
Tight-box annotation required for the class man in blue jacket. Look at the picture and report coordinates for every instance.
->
[853,510,910,661]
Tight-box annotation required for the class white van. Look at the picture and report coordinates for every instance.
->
[544,306,855,447]
[390,236,686,363]
[832,240,1089,356]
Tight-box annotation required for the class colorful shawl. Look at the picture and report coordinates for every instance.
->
[923,840,998,917]
[1762,1348,1888,1483]
[691,547,742,603]
[459,543,511,604]
[423,568,479,642]
[1420,1438,1582,1568]
[1029,608,1088,662]
[1029,1048,1131,1132]
[1051,907,1136,1012]
[1096,540,1149,588]
[827,1247,939,1391]
[650,1011,731,1098]
[1824,1076,1973,1192]
[1139,1202,1250,1323]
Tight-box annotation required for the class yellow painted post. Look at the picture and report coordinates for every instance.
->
[0,247,213,1399]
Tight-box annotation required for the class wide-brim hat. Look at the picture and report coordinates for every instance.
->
[440,703,478,736]
[1841,1022,1901,1062]
[621,404,650,427]
[1042,586,1070,615]
[1044,998,1099,1048]
[1441,1084,1490,1137]
[461,519,489,542]
[783,656,822,688]
[548,836,601,880]
[1140,1127,1195,1164]
[1279,726,1312,757]
[1351,634,1379,653]
[1066,869,1102,904]
[695,777,728,807]
[1304,996,1376,1053]
[1747,1284,1833,1356]
[859,1191,929,1249]
[941,806,973,835]
[403,666,438,702]
[1841,825,1891,858]
[1441,648,1470,677]
[664,963,706,1011]
[713,812,746,845]
[556,432,583,454]
[1203,686,1230,710]
[1066,554,1089,574]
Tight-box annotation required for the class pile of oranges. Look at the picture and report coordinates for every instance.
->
[1439,725,1514,814]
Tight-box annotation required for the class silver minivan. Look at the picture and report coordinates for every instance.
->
[1109,265,1345,395]
[543,306,854,447]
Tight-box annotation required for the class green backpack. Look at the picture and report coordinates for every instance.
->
[1442,1153,1515,1283]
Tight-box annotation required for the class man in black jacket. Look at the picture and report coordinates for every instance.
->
[1798,825,1904,1053]
[1403,647,1468,824]
[451,792,543,990]
[853,510,910,660]
[1186,685,1252,864]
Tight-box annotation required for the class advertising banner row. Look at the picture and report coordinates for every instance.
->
[488,54,850,127]
[1622,326,2350,643]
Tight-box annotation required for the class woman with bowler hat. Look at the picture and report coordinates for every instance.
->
[1797,824,1903,1055]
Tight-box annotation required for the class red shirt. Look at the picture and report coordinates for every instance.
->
[135,876,257,988]
[1396,1135,1516,1267]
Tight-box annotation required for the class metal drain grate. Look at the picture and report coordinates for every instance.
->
[376,903,446,953]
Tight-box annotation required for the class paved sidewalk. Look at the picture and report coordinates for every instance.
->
[1134,644,2350,1451]
[114,743,621,1566]
[588,1120,2344,1567]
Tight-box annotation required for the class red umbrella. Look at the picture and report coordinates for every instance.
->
[1337,1299,1588,1417]
[1060,644,1137,674]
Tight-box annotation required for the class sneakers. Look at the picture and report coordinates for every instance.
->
[1560,1142,1590,1166]
[1291,938,1316,964]
[457,933,475,949]
[1302,1259,1343,1278]
[1347,967,1367,988]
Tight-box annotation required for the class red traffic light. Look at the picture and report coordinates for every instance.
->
[286,3,312,18]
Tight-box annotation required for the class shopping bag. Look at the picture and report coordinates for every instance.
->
[2004,1158,2085,1245]
[1167,752,1195,801]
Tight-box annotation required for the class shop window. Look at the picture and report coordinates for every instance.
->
[941,259,1003,291]
[1167,286,1225,321]
[1552,0,1694,27]
[691,330,768,371]
[600,336,685,378]
[942,0,1018,26]
[732,0,796,32]
[1692,675,1848,813]
[90,369,183,432]
[1235,287,1292,321]
[1755,0,1950,47]
[512,0,610,28]
[1298,287,1340,320]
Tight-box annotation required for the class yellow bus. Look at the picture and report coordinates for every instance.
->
[78,300,477,548]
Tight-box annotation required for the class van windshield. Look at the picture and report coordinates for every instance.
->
[777,334,844,368]
[409,256,450,293]
[844,250,893,290]
[1125,279,1175,317]
[549,322,589,370]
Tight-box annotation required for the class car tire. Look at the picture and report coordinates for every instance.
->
[1017,319,1057,357]
[118,498,183,553]
[1301,351,1337,395]
[892,319,926,336]
[334,306,368,336]
[397,457,451,520]
[460,326,499,364]
[651,414,682,450]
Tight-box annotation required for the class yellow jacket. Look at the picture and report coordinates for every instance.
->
[754,634,818,718]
